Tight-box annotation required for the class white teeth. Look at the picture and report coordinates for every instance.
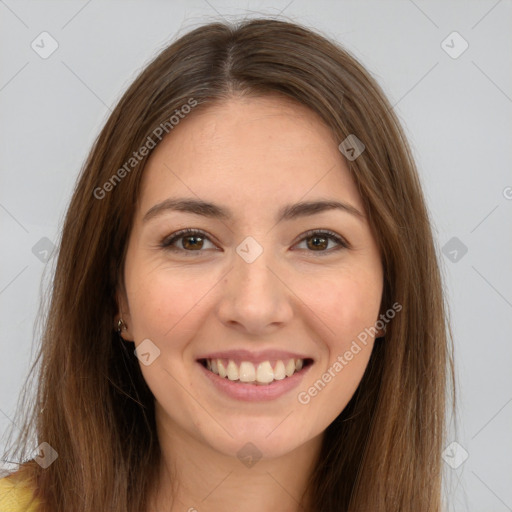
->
[203,357,308,385]
[218,360,227,378]
[226,360,239,381]
[239,361,256,382]
[256,361,274,383]
[273,360,286,380]
[285,359,295,377]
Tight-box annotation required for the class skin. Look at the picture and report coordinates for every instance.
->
[116,94,384,512]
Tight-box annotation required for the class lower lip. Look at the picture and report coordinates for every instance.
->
[197,360,312,402]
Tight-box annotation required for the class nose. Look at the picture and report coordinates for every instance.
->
[216,247,294,335]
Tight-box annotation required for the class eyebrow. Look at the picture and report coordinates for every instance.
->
[142,197,365,224]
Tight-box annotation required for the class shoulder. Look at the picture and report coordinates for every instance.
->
[0,475,41,512]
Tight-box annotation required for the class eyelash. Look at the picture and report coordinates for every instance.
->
[160,228,349,256]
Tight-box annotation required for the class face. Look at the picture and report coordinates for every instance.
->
[117,94,384,459]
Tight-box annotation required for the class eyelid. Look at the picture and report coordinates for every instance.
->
[160,228,218,251]
[160,228,350,253]
[291,228,350,251]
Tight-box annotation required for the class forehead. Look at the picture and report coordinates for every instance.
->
[137,95,364,217]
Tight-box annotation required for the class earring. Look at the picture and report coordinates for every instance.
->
[117,318,126,335]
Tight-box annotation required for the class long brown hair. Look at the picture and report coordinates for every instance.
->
[1,17,456,511]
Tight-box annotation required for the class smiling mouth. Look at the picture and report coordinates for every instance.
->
[198,357,314,385]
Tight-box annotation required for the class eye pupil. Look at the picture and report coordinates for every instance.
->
[307,235,327,251]
[183,235,203,250]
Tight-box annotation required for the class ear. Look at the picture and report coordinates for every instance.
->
[375,325,386,339]
[374,311,387,339]
[115,286,134,341]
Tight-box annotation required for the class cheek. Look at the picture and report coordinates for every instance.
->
[303,270,382,341]
[297,275,380,424]
[125,262,217,342]
[299,268,381,401]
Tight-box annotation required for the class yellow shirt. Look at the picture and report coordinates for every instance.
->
[0,476,40,512]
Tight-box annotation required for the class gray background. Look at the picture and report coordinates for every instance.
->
[1,1,511,510]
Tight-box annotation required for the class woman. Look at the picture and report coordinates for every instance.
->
[0,17,455,512]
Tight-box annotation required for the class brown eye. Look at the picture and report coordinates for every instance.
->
[181,234,204,250]
[161,229,216,252]
[306,234,329,251]
[295,230,349,254]
[161,228,349,256]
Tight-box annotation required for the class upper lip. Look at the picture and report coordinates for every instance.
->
[196,349,313,365]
